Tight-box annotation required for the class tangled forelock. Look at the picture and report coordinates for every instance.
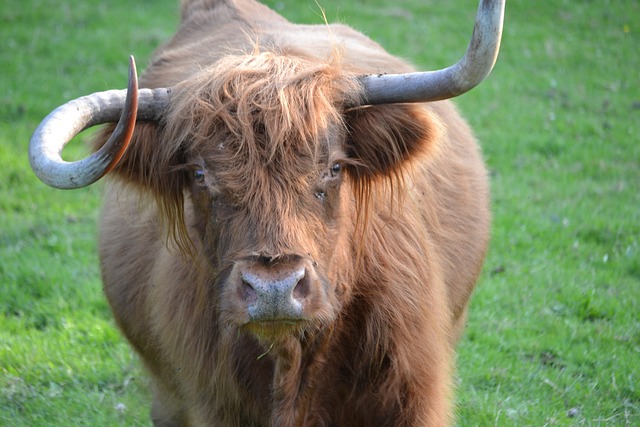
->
[166,49,360,166]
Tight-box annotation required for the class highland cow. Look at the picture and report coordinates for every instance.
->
[29,0,504,425]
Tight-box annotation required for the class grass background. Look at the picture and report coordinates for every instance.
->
[1,0,638,425]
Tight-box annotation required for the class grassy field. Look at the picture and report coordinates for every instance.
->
[1,0,638,425]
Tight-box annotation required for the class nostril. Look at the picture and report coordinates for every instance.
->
[241,279,258,304]
[292,273,309,302]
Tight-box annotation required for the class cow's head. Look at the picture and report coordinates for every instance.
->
[29,0,504,342]
[152,52,442,340]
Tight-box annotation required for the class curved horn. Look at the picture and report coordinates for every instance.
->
[358,0,505,105]
[29,56,171,189]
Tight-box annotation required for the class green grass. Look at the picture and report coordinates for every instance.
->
[1,0,638,425]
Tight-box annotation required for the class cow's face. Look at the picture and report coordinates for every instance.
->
[185,122,352,341]
[158,53,438,342]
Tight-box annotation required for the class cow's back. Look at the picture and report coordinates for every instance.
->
[143,0,415,88]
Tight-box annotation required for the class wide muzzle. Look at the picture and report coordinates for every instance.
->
[229,255,326,324]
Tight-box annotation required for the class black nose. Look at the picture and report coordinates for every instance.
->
[238,261,310,321]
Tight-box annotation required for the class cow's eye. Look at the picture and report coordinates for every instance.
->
[194,169,206,183]
[330,163,341,177]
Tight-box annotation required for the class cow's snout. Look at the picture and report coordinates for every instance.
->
[241,266,307,319]
[232,255,320,323]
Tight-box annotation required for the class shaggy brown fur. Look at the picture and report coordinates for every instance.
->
[96,0,490,426]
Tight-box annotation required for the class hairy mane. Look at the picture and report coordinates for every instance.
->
[166,50,356,161]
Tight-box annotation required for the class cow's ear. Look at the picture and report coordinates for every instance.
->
[343,103,439,180]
